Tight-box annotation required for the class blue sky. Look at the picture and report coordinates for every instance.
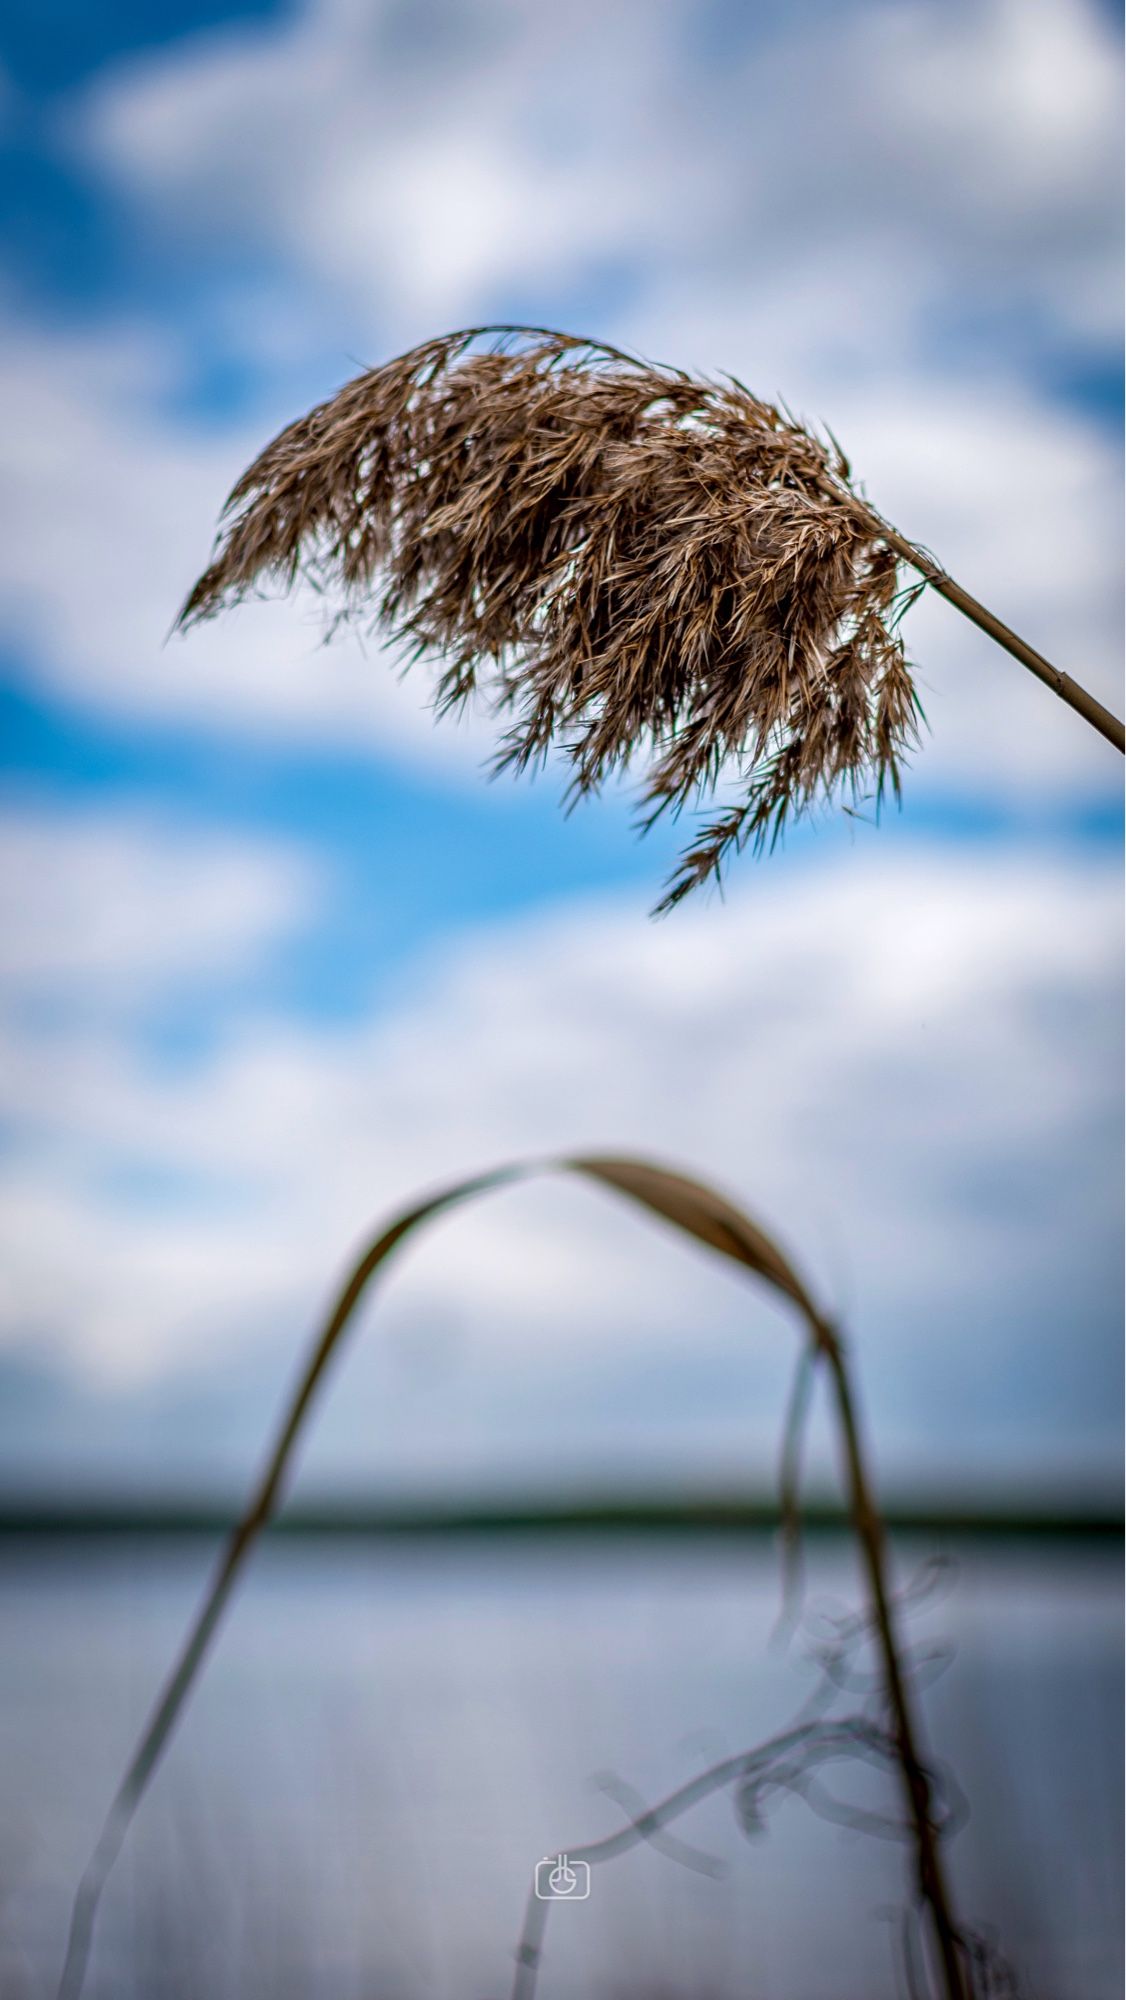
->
[0,0,1121,1504]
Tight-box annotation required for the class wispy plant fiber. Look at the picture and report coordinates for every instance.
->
[180,328,924,907]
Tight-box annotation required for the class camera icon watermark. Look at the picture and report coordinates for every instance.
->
[534,1853,591,1900]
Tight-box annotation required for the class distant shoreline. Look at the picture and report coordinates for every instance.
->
[0,1497,1118,1541]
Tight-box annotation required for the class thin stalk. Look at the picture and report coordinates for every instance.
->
[883,528,1125,754]
[817,1318,969,2000]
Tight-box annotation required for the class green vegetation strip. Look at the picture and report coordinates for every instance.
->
[0,1497,1118,1539]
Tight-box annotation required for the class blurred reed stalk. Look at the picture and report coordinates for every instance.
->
[512,1699,989,2000]
[59,1157,977,2000]
[179,325,1122,910]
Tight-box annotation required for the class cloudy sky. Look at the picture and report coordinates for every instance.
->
[0,0,1121,1505]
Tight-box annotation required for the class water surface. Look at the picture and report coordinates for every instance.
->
[0,1534,1119,1999]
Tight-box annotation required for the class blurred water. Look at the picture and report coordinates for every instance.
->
[0,1534,1119,2000]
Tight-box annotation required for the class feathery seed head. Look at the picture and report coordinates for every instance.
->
[180,327,921,909]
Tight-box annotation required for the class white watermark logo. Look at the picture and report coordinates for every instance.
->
[534,1853,591,1900]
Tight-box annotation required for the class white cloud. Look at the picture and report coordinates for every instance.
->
[0,803,316,1009]
[72,0,664,331]
[77,0,1120,347]
[0,824,1118,1491]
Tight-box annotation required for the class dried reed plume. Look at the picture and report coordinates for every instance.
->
[180,325,1123,909]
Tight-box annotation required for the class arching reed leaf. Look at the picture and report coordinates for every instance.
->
[58,1152,825,2000]
[569,1152,825,1324]
[58,1152,973,1995]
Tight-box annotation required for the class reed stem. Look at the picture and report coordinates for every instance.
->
[817,1318,969,2000]
[884,528,1125,754]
